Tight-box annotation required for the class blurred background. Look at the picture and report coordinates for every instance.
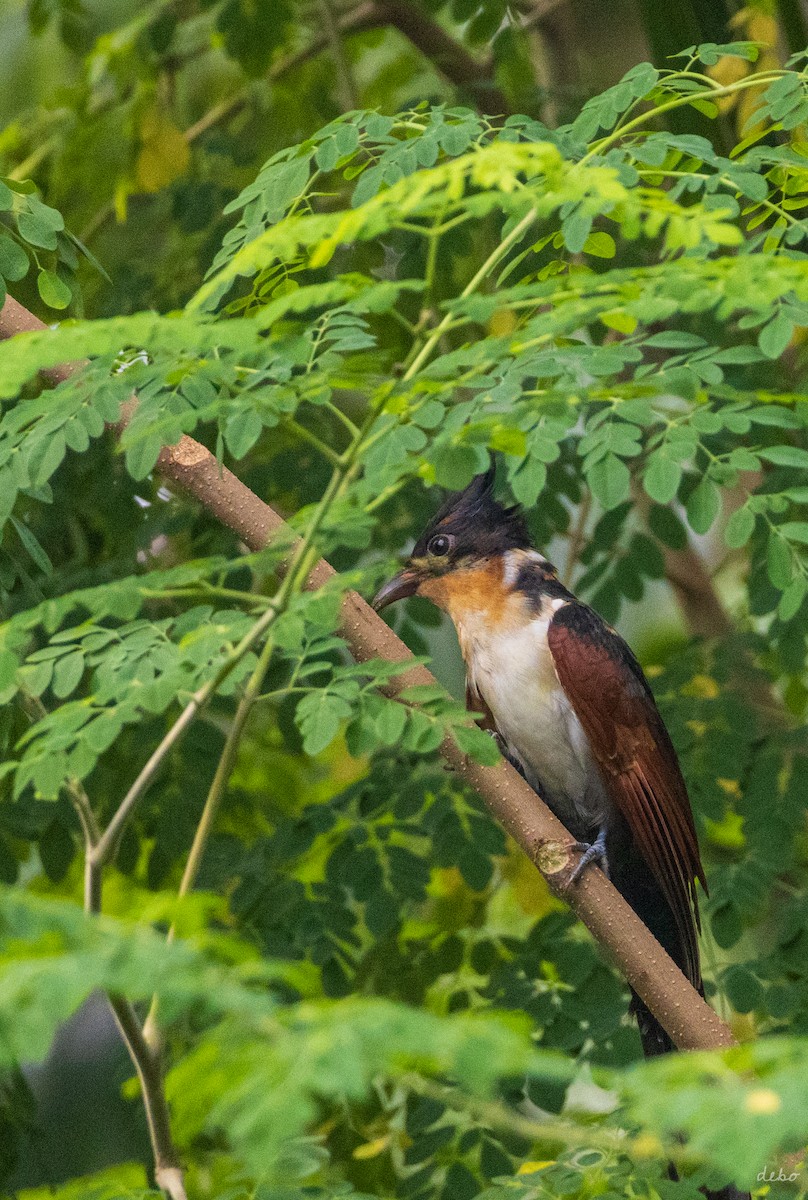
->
[1,0,806,1191]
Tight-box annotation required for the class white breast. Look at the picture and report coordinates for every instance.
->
[458,598,610,834]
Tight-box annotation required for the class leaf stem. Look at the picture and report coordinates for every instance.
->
[635,169,803,232]
[400,1073,700,1170]
[324,398,360,436]
[8,136,60,182]
[365,476,410,512]
[400,1075,614,1161]
[19,689,103,908]
[402,206,539,382]
[580,73,784,165]
[88,599,281,879]
[143,630,279,1051]
[140,586,270,607]
[285,415,345,465]
[18,700,187,1196]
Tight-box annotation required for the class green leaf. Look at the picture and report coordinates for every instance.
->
[431,444,487,490]
[686,477,720,534]
[758,312,795,359]
[397,708,439,753]
[0,231,30,281]
[600,308,637,334]
[510,457,547,507]
[704,219,742,246]
[17,210,59,250]
[583,231,616,258]
[724,506,755,548]
[36,269,72,310]
[124,436,164,481]
[587,453,631,510]
[643,455,681,504]
[778,521,808,544]
[32,753,70,802]
[315,138,339,173]
[19,658,54,697]
[28,430,67,487]
[711,901,742,949]
[296,691,353,756]
[52,650,85,698]
[10,516,53,575]
[452,723,501,766]
[225,409,263,459]
[84,710,124,754]
[767,531,793,589]
[778,575,807,622]
[0,648,20,699]
[648,503,687,549]
[562,210,592,254]
[746,405,801,428]
[375,700,408,746]
[758,445,808,469]
[645,331,706,349]
[722,965,762,1014]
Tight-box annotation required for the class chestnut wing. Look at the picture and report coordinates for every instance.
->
[547,602,706,988]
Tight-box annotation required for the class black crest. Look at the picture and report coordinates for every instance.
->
[412,463,532,561]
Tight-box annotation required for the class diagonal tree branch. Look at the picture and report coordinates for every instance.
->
[77,0,508,244]
[0,293,736,1055]
[372,0,509,112]
[188,1,509,139]
[110,452,741,1052]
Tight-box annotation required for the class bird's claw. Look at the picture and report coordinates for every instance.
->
[569,829,609,883]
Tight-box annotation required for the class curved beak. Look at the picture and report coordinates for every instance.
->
[372,567,420,612]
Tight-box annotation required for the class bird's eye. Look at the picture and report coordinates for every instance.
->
[428,534,453,557]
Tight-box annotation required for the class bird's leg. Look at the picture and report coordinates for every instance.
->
[569,825,609,883]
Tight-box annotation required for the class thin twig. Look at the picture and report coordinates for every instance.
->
[141,405,376,1051]
[320,0,360,111]
[107,993,188,1200]
[400,1074,701,1171]
[561,492,591,587]
[18,689,102,909]
[8,136,60,182]
[88,600,280,873]
[580,72,784,165]
[402,206,539,382]
[324,397,360,436]
[142,633,278,1051]
[284,416,345,466]
[18,697,189,1195]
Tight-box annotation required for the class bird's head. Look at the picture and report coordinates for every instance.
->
[372,464,532,613]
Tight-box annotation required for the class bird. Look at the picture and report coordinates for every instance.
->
[372,464,707,1060]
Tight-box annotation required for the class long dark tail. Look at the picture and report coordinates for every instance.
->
[606,813,696,1056]
[608,819,750,1200]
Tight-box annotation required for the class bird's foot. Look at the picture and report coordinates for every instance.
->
[569,827,609,883]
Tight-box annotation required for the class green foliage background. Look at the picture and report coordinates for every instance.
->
[0,1,807,1198]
